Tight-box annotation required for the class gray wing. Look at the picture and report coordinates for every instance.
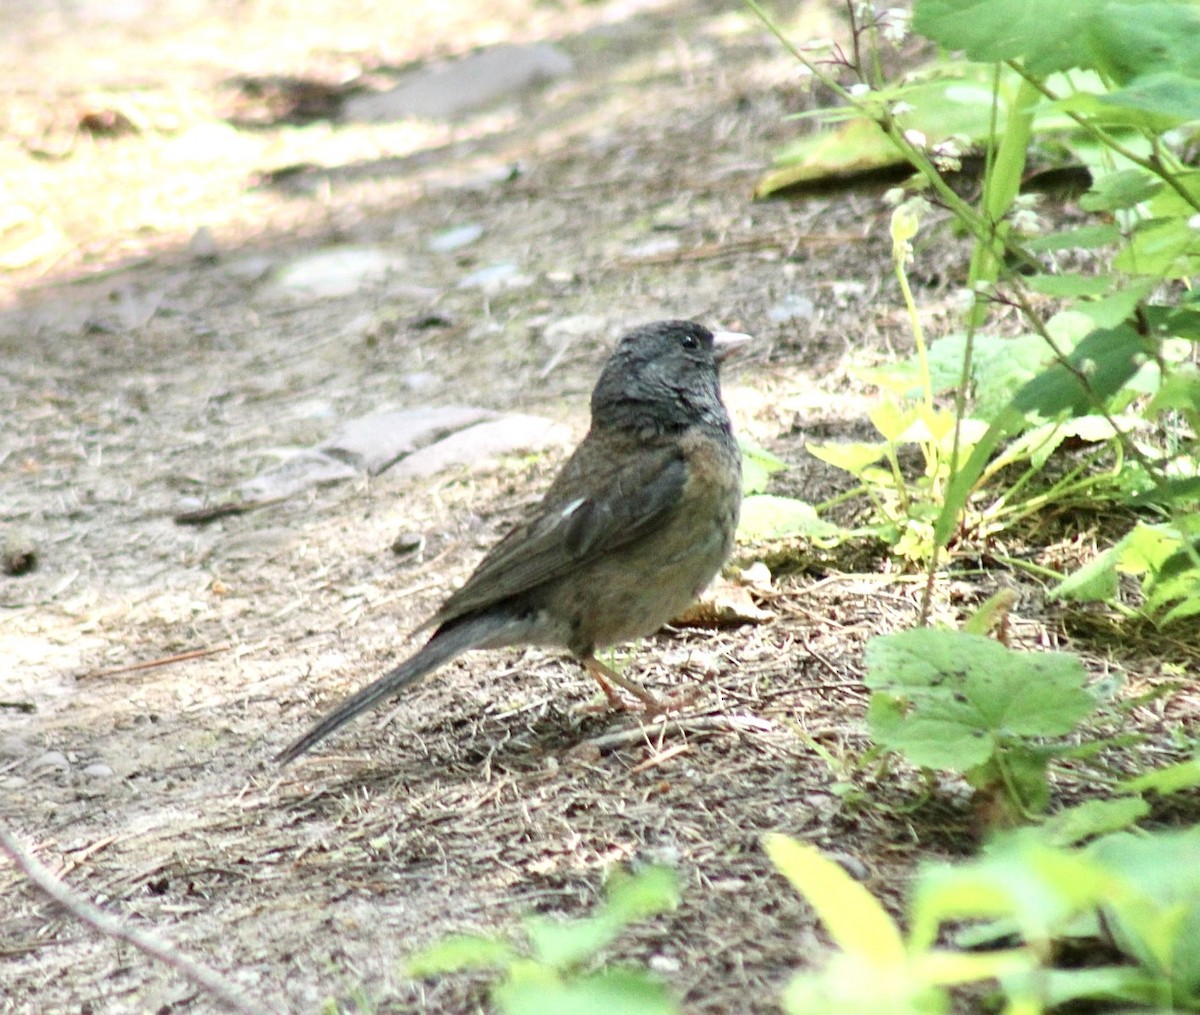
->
[431,443,687,626]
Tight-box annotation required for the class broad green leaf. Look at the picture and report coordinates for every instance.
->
[1099,72,1200,125]
[737,495,844,541]
[495,967,679,1015]
[1115,216,1200,278]
[865,629,1095,772]
[912,836,1113,948]
[1122,757,1200,795]
[1049,546,1120,603]
[764,834,906,964]
[602,866,679,923]
[740,440,789,495]
[1012,324,1151,418]
[913,0,1103,75]
[405,933,518,976]
[1041,798,1151,847]
[806,441,887,475]
[913,948,1033,987]
[525,915,619,971]
[1075,277,1157,329]
[870,399,917,442]
[1025,223,1122,251]
[780,952,945,1015]
[1078,169,1163,212]
[1085,5,1200,86]
[1025,273,1113,298]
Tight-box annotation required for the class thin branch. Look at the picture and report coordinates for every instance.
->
[0,823,264,1015]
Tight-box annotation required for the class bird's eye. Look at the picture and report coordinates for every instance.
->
[680,334,699,350]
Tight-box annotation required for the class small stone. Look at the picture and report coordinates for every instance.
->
[458,263,529,291]
[2,529,38,576]
[767,293,816,323]
[188,226,219,262]
[428,224,484,252]
[391,532,426,557]
[29,750,70,776]
[648,955,681,974]
[82,763,115,779]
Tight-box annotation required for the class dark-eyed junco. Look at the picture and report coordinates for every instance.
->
[276,320,750,764]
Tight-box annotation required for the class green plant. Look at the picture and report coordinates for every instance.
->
[768,827,1200,1014]
[763,832,1034,1014]
[864,628,1102,821]
[404,865,681,1015]
[747,0,1200,625]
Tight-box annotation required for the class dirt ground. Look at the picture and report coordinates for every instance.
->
[3,1,1196,1013]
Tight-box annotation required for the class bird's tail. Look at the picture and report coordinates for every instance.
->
[275,612,514,765]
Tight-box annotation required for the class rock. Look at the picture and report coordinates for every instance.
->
[238,450,359,502]
[28,750,70,777]
[268,246,404,300]
[767,293,816,323]
[2,528,38,576]
[458,263,530,291]
[391,414,572,480]
[82,762,115,779]
[320,405,496,475]
[428,223,484,252]
[341,43,573,123]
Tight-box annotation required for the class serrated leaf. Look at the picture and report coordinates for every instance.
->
[864,629,1095,773]
[764,834,905,965]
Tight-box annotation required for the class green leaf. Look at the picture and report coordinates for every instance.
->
[737,495,845,542]
[913,0,1104,75]
[1012,324,1151,418]
[405,933,519,977]
[1078,169,1163,212]
[764,834,906,964]
[495,967,679,1015]
[602,866,679,923]
[1025,273,1113,298]
[806,441,887,475]
[864,629,1095,772]
[740,440,788,495]
[1048,545,1120,603]
[1026,224,1122,251]
[525,915,619,971]
[1041,797,1151,847]
[1099,72,1200,125]
[912,833,1115,948]
[1121,757,1200,795]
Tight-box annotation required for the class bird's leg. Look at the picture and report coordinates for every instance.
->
[582,654,665,712]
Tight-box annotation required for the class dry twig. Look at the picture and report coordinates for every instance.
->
[0,822,264,1015]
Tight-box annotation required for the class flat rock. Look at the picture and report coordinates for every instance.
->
[342,43,573,123]
[267,246,404,300]
[392,414,572,480]
[238,450,359,502]
[320,405,496,475]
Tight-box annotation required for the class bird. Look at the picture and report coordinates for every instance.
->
[276,319,750,764]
